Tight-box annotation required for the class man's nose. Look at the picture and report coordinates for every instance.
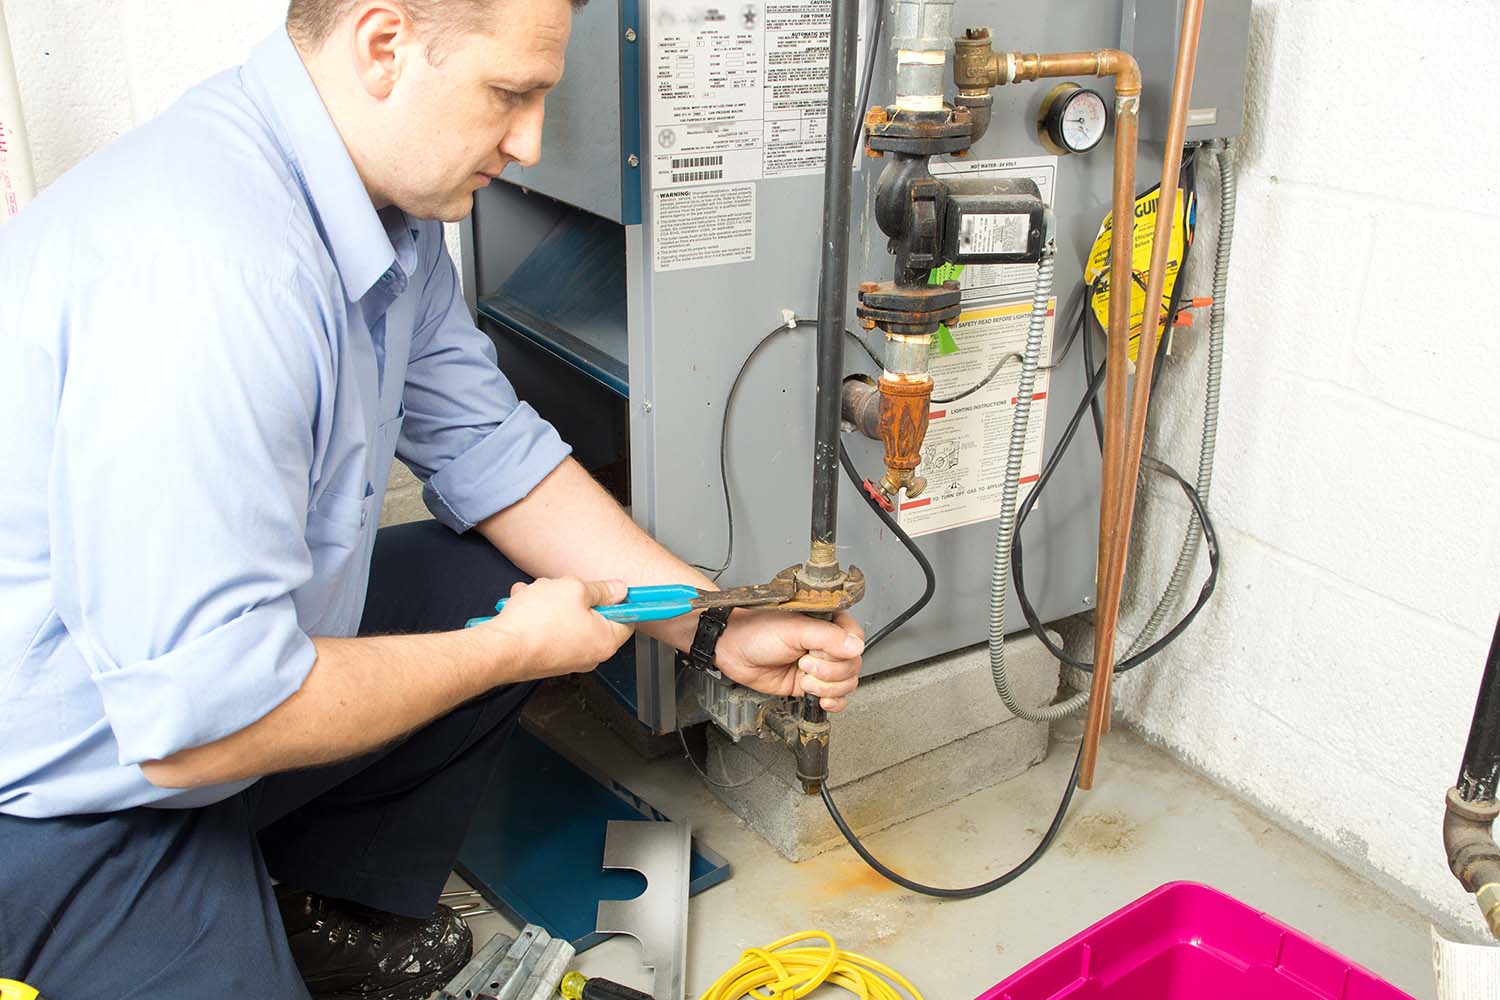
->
[499,98,546,169]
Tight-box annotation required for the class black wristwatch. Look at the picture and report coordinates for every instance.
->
[676,606,732,680]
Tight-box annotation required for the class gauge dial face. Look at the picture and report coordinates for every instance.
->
[1056,88,1108,153]
[1040,85,1109,155]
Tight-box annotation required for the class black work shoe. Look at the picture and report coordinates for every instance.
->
[274,885,474,1000]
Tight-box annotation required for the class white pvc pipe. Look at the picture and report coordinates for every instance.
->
[0,3,36,222]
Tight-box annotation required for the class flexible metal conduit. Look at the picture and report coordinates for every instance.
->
[1124,141,1234,659]
[988,241,1069,722]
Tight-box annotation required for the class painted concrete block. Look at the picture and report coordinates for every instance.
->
[706,634,1058,860]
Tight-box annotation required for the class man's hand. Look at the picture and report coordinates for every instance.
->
[710,609,865,712]
[476,577,634,680]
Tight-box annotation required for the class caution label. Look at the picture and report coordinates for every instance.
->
[1083,183,1193,363]
[897,299,1056,538]
[652,183,756,272]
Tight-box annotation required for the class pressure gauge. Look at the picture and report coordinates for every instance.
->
[1038,83,1108,155]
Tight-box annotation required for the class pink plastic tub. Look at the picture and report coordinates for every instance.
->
[976,882,1415,1000]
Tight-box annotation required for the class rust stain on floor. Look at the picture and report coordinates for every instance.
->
[798,854,905,899]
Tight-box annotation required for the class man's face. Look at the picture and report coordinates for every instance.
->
[383,0,571,222]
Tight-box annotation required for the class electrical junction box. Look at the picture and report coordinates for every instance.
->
[941,178,1048,265]
[459,0,1251,732]
[1124,0,1254,142]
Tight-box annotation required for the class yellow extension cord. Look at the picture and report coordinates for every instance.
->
[698,930,924,1000]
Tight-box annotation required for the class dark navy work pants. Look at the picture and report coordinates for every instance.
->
[0,521,533,999]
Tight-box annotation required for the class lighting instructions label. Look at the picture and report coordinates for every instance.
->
[897,298,1056,538]
[931,155,1059,299]
[647,0,866,189]
[653,183,756,272]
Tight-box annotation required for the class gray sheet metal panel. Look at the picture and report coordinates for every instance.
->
[504,0,625,223]
[625,0,1173,728]
[1129,0,1252,142]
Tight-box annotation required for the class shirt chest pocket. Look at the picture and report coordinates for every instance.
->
[298,483,377,636]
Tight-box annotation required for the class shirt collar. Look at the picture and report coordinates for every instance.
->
[243,28,414,302]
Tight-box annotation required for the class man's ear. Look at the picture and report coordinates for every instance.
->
[347,3,415,99]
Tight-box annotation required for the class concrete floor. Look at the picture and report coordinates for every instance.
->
[456,698,1442,1000]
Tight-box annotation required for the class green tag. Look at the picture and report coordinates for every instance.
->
[927,264,964,355]
[927,262,965,286]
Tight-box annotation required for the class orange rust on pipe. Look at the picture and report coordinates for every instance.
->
[877,374,933,498]
[1079,0,1206,791]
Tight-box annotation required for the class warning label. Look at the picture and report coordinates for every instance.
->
[647,0,866,189]
[930,155,1059,299]
[652,183,756,272]
[897,299,1056,538]
[1083,183,1192,363]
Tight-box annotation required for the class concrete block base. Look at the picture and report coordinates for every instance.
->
[706,635,1060,861]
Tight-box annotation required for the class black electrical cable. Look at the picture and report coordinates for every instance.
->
[690,319,814,577]
[854,0,885,150]
[822,429,1090,901]
[836,438,936,650]
[822,738,1084,899]
[1010,351,1219,673]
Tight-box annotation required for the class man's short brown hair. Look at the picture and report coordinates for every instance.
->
[287,0,586,58]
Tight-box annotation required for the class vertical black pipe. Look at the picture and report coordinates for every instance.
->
[806,0,861,579]
[1458,613,1500,802]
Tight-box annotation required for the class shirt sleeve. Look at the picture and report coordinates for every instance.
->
[397,225,571,533]
[50,260,326,766]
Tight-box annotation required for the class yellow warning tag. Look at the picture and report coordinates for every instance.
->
[1083,184,1191,363]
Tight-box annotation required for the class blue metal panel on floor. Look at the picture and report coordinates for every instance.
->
[456,722,731,952]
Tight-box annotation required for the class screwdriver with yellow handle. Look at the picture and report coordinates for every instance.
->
[0,980,45,1000]
[559,971,653,999]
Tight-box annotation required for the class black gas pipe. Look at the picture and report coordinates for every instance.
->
[794,0,861,795]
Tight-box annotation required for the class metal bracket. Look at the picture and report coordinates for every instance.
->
[596,821,691,1000]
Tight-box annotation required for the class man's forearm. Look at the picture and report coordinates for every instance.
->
[476,458,712,652]
[141,629,505,789]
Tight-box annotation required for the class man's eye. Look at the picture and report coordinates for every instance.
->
[492,87,521,105]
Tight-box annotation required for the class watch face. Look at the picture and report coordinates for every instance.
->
[1059,89,1108,153]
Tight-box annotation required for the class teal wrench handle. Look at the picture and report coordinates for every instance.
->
[465,584,702,629]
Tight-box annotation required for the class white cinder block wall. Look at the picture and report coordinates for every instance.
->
[1106,0,1500,937]
[7,0,1499,937]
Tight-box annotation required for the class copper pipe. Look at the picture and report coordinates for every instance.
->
[1078,0,1206,790]
[957,38,1142,785]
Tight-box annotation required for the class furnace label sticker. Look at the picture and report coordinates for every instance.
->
[647,0,868,188]
[930,155,1059,299]
[652,183,756,272]
[897,298,1056,538]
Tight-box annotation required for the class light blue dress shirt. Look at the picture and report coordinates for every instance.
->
[0,29,571,817]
